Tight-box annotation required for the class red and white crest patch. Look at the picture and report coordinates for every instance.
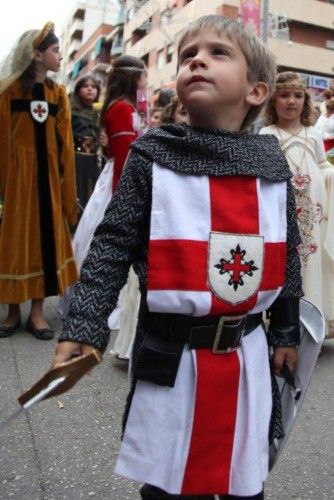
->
[208,232,264,305]
[30,101,49,123]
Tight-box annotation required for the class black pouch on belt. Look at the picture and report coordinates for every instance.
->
[133,332,183,387]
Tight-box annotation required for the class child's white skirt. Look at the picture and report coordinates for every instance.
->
[115,324,271,496]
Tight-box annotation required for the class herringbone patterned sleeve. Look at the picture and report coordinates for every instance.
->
[60,152,152,351]
[280,179,303,299]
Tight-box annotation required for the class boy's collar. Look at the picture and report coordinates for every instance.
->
[131,124,292,182]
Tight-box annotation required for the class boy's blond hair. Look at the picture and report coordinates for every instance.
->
[177,15,276,130]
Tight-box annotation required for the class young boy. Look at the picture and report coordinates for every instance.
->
[54,16,302,500]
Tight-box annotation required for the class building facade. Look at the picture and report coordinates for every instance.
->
[60,0,334,98]
[59,0,120,93]
[122,0,334,97]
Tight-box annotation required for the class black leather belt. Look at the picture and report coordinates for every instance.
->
[145,312,263,354]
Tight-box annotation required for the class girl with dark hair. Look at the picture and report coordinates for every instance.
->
[71,75,103,213]
[156,87,176,108]
[260,71,334,336]
[101,55,148,192]
[0,23,78,339]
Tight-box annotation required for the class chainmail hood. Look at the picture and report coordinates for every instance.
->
[131,124,291,181]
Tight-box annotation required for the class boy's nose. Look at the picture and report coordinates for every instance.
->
[189,56,206,70]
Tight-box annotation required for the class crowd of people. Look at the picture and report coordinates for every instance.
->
[0,14,333,500]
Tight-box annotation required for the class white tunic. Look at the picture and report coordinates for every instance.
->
[115,164,288,496]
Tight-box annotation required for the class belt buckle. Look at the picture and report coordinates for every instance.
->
[212,314,247,354]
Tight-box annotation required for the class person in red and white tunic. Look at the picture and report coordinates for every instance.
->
[54,16,302,500]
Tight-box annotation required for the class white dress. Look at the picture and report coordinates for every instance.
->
[260,125,334,331]
[59,160,141,350]
[109,267,140,359]
[315,114,334,141]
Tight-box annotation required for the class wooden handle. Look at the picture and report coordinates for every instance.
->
[18,350,102,406]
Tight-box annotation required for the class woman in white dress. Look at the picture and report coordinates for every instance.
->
[260,71,334,337]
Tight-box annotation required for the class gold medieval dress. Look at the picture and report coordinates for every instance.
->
[0,79,78,303]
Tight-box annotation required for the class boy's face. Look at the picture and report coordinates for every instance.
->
[176,29,257,130]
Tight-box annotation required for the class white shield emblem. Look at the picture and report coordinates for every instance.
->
[208,232,264,305]
[30,101,49,123]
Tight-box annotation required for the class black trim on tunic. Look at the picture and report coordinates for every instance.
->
[10,99,58,116]
[11,84,59,296]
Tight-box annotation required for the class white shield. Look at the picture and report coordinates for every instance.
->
[269,298,325,470]
[30,101,49,123]
[208,232,264,305]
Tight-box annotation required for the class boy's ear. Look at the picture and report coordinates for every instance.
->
[245,82,270,107]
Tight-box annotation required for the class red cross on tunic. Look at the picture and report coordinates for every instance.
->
[220,250,252,284]
[147,176,287,316]
[33,104,47,118]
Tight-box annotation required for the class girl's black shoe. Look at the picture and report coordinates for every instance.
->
[26,317,54,340]
[0,318,21,338]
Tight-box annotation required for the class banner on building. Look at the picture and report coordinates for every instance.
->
[240,0,262,37]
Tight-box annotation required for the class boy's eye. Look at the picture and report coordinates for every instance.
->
[180,51,196,63]
[213,48,228,56]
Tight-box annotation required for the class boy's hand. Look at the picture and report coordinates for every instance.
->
[272,346,298,376]
[53,341,99,368]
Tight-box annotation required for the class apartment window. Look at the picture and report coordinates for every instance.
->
[132,27,146,45]
[136,0,150,7]
[272,15,290,40]
[112,30,124,53]
[142,53,149,66]
[127,8,135,21]
[132,19,151,45]
[166,44,174,64]
[157,49,165,69]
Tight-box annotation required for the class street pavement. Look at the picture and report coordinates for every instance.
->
[0,298,333,500]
